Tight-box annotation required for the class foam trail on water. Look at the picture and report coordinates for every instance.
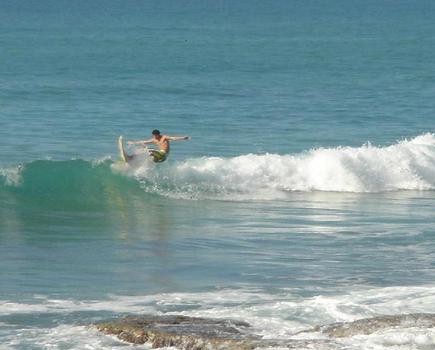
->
[131,133,435,198]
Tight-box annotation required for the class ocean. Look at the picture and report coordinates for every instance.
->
[1,1,435,349]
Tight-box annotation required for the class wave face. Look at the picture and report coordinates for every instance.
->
[0,159,142,211]
[2,133,435,200]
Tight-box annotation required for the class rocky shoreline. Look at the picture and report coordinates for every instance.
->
[95,313,435,349]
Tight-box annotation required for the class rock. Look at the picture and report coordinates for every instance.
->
[95,314,335,349]
[95,314,258,350]
[307,313,435,337]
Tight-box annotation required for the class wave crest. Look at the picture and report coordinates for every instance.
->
[133,133,435,197]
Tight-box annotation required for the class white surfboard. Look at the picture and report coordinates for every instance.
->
[118,136,130,163]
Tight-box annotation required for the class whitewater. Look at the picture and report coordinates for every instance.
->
[137,133,435,196]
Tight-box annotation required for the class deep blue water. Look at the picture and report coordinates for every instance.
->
[1,1,435,349]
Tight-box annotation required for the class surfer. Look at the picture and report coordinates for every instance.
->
[126,129,190,163]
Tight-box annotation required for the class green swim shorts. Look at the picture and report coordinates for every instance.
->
[152,150,167,163]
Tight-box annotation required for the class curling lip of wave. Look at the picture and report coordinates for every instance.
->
[138,133,435,194]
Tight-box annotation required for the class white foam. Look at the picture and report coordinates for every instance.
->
[0,324,151,350]
[119,133,435,199]
[0,165,23,187]
[3,286,435,324]
[0,296,155,316]
[341,328,435,350]
[90,155,113,166]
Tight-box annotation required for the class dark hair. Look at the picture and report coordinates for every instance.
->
[152,129,160,135]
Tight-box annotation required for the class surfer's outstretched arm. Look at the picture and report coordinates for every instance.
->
[166,136,190,141]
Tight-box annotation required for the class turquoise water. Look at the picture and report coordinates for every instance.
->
[1,1,435,349]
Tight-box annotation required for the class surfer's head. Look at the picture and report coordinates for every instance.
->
[152,129,161,139]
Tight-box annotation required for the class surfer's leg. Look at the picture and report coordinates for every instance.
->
[149,150,167,163]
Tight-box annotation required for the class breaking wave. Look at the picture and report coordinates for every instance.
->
[126,133,435,198]
[1,133,435,200]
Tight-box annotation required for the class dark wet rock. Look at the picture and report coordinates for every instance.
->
[95,314,258,349]
[307,313,435,337]
[95,314,335,349]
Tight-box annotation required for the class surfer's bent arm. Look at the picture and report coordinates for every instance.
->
[127,139,153,146]
[166,136,190,141]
